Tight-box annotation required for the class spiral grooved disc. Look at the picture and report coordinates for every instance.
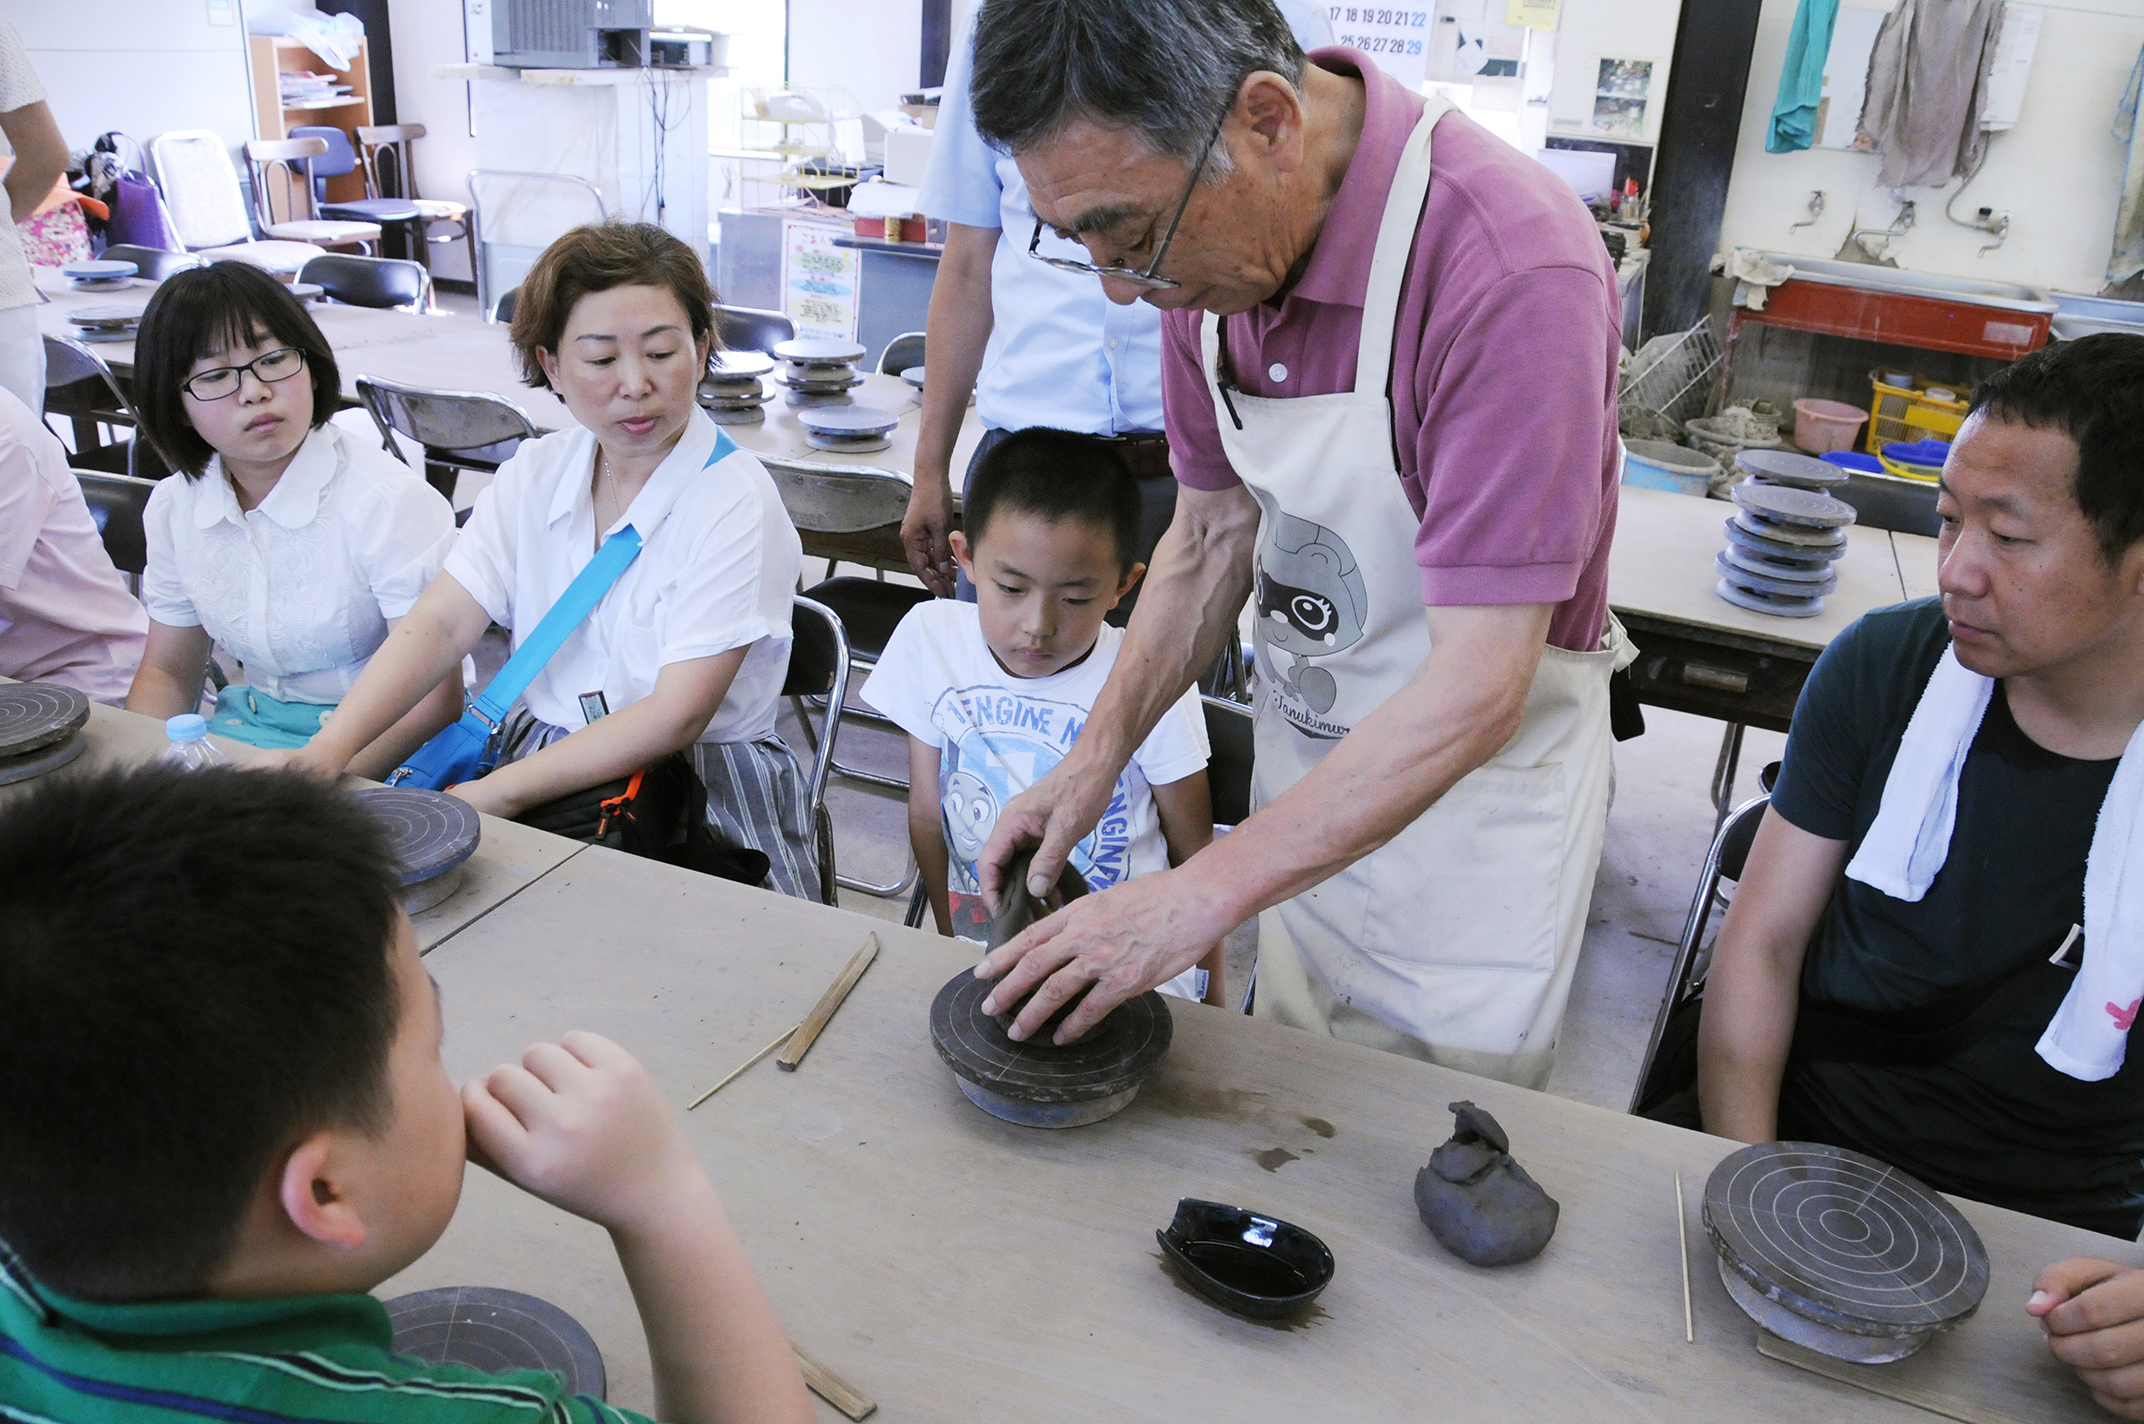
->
[930,967,1171,1126]
[352,785,480,886]
[1703,1142,1989,1360]
[384,1287,605,1399]
[0,683,90,759]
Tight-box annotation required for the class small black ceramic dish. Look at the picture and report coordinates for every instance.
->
[0,682,90,787]
[383,1286,605,1398]
[1157,1199,1334,1321]
[352,785,481,915]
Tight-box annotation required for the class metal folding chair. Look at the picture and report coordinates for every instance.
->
[44,335,162,478]
[99,244,204,282]
[299,253,430,312]
[762,455,929,898]
[355,123,472,281]
[876,330,925,375]
[717,304,797,354]
[73,470,157,595]
[783,596,851,908]
[354,375,539,506]
[244,138,380,252]
[1628,792,1773,1113]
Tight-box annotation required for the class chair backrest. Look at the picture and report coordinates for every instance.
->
[877,330,925,375]
[99,244,204,282]
[758,456,911,534]
[783,596,851,818]
[464,169,610,316]
[490,286,518,325]
[247,137,329,228]
[356,124,425,201]
[299,253,429,310]
[1201,695,1255,827]
[355,374,539,458]
[289,125,360,185]
[73,471,158,578]
[148,130,254,250]
[716,304,796,355]
[1836,472,1940,538]
[42,335,135,419]
[1627,792,1771,1113]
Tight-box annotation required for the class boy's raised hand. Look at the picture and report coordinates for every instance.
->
[463,1031,704,1233]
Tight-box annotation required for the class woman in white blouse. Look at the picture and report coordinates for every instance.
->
[124,263,461,776]
[264,221,818,899]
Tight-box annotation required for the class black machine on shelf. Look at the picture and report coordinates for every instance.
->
[465,0,653,69]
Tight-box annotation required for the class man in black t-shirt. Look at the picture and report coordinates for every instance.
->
[1697,335,2144,1419]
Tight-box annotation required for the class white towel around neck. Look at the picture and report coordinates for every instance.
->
[1842,647,2144,1081]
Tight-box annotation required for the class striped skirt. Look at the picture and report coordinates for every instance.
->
[500,711,823,902]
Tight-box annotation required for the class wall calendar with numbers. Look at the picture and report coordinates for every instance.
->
[1327,6,1431,87]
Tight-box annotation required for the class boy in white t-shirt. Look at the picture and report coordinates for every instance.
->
[863,429,1222,1004]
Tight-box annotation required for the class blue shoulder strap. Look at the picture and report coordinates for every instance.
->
[461,429,740,733]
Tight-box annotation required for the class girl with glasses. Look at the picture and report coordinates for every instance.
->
[123,261,461,773]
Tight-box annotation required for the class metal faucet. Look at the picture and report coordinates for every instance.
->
[1789,190,1825,234]
[1848,199,1916,256]
[1977,212,2011,258]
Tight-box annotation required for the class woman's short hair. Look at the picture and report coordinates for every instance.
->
[508,220,718,389]
[132,262,341,480]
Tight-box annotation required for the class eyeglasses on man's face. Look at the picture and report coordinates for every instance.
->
[1026,101,1232,291]
[181,347,308,402]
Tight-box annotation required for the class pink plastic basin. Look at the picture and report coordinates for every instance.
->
[1793,398,1870,454]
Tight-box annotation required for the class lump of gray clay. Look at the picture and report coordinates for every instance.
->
[1413,1100,1559,1267]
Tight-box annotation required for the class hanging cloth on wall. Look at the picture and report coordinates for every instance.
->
[1856,0,2006,188]
[1767,0,1844,153]
[2110,45,2144,282]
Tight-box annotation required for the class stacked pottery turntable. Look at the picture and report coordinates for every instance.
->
[929,851,1174,1127]
[696,350,775,425]
[772,337,867,408]
[1704,1142,1989,1363]
[0,684,90,786]
[1716,450,1858,619]
[353,785,481,915]
[383,1287,605,1398]
[59,258,137,293]
[66,305,144,345]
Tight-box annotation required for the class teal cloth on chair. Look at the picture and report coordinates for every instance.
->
[1768,0,1843,153]
[211,685,333,750]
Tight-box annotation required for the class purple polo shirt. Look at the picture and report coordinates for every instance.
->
[1164,49,1621,652]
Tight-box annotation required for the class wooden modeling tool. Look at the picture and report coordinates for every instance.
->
[687,1025,798,1110]
[795,1346,877,1420]
[777,933,880,1071]
[1676,1170,1693,1343]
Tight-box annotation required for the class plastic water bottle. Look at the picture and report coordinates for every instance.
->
[161,714,227,770]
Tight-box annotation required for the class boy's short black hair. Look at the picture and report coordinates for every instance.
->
[0,765,404,1301]
[132,262,342,479]
[1969,332,2144,563]
[963,428,1143,571]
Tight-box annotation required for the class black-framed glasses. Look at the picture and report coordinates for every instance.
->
[1025,101,1231,291]
[181,347,308,401]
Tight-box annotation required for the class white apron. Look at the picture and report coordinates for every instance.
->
[1212,98,1633,1088]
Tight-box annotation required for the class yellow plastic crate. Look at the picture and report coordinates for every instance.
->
[1867,370,1967,454]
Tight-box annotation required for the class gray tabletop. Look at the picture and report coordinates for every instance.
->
[388,845,2122,1423]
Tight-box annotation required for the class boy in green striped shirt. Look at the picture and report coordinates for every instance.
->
[0,763,815,1424]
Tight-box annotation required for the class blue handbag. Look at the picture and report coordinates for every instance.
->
[386,431,739,790]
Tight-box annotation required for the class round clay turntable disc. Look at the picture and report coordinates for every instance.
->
[709,350,774,379]
[1732,480,1858,529]
[383,1286,605,1398]
[352,785,481,915]
[1704,1141,1989,1363]
[930,967,1172,1128]
[773,337,866,366]
[0,682,91,784]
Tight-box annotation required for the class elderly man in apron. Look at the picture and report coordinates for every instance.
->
[965,0,1629,1088]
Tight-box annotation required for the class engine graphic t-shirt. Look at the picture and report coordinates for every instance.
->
[863,600,1210,943]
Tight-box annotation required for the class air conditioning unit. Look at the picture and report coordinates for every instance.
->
[465,0,652,69]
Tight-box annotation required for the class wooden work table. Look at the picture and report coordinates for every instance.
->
[388,845,2121,1423]
[0,690,582,950]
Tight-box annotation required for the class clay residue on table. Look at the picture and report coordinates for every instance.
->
[1251,1147,1300,1173]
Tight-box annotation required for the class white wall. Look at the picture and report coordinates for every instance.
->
[6,0,253,155]
[1716,0,2144,294]
[787,0,922,112]
[384,0,477,278]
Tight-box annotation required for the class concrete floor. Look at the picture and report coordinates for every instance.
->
[802,643,1785,1115]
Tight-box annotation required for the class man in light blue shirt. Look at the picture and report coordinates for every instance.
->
[900,2,1330,597]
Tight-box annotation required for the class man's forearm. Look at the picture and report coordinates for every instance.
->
[1070,488,1258,775]
[1696,940,1800,1142]
[911,223,997,481]
[1176,605,1548,928]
